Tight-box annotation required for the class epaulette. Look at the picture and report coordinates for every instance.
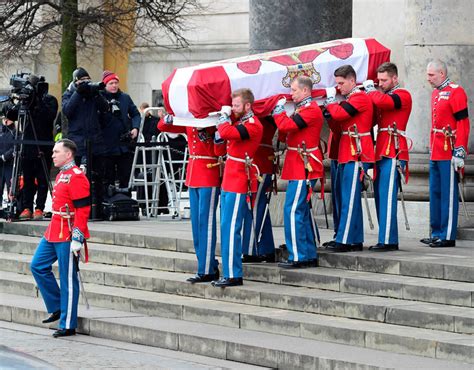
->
[449,83,459,89]
[73,168,82,175]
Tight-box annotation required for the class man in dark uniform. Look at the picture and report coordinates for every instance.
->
[421,59,470,248]
[272,75,324,268]
[212,88,263,287]
[30,139,91,337]
[363,62,412,251]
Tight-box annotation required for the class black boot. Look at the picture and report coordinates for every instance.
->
[42,310,60,324]
[211,277,243,287]
[429,239,455,248]
[52,328,76,338]
[420,237,439,245]
[369,243,398,252]
[278,260,308,269]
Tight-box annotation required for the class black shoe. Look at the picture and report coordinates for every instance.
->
[369,243,399,252]
[420,237,439,245]
[242,253,275,263]
[42,310,60,324]
[211,277,243,287]
[322,240,336,248]
[278,261,308,269]
[325,242,350,253]
[429,239,455,248]
[186,273,218,284]
[349,243,364,252]
[52,328,76,338]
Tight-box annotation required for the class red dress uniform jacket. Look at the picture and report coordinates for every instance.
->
[158,119,225,187]
[430,80,470,160]
[326,90,375,164]
[218,113,263,193]
[368,87,412,161]
[253,117,277,175]
[44,164,90,242]
[274,100,324,180]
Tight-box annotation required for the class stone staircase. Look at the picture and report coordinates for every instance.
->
[0,221,472,369]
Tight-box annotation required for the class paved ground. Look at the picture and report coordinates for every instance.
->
[0,321,266,369]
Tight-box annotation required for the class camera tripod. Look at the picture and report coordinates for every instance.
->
[5,101,53,221]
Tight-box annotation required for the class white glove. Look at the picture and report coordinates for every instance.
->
[219,105,232,117]
[452,156,464,171]
[272,97,287,115]
[70,240,82,255]
[363,80,376,92]
[164,114,174,124]
[214,130,224,144]
[324,87,337,106]
[1,155,5,162]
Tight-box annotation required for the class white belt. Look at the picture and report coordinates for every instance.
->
[378,128,406,136]
[227,154,249,163]
[287,146,322,166]
[189,155,218,160]
[432,128,456,134]
[52,211,75,218]
[341,131,371,137]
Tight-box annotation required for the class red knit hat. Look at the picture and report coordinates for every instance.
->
[102,70,119,85]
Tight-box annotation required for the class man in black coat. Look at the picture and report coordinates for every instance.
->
[62,67,109,219]
[100,71,140,193]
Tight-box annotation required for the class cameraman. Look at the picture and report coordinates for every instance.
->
[0,107,16,218]
[6,74,58,220]
[62,67,109,219]
[100,71,140,193]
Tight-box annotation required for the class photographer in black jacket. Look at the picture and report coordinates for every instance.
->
[5,75,58,220]
[62,67,109,219]
[0,107,16,218]
[101,71,140,194]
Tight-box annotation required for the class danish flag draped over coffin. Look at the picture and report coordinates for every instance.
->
[162,38,390,127]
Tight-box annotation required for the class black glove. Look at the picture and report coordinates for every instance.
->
[76,81,91,96]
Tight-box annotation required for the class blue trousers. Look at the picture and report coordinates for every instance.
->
[330,160,340,239]
[429,160,459,240]
[30,237,79,330]
[335,162,368,245]
[220,191,249,278]
[284,180,318,262]
[374,158,406,245]
[243,174,275,256]
[189,187,220,275]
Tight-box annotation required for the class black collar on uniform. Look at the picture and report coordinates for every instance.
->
[387,84,400,94]
[240,110,254,123]
[436,78,450,90]
[60,161,75,172]
[296,96,312,108]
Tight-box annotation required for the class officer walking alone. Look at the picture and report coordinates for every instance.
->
[30,139,91,337]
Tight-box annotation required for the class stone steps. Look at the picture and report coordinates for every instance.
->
[3,294,470,370]
[2,235,472,308]
[1,222,473,368]
[1,253,473,336]
[2,229,473,284]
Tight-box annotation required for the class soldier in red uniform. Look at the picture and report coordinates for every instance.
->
[421,60,470,248]
[272,76,324,268]
[30,139,90,337]
[212,88,263,287]
[242,116,277,263]
[158,114,225,282]
[324,65,375,252]
[363,62,412,251]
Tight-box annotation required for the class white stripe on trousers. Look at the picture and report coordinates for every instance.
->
[447,164,454,239]
[342,164,359,244]
[249,174,266,254]
[290,181,303,262]
[204,187,216,274]
[384,159,396,244]
[229,194,241,279]
[66,250,73,329]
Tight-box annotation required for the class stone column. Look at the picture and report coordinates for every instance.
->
[249,0,352,54]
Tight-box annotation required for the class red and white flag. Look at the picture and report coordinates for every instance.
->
[162,38,390,127]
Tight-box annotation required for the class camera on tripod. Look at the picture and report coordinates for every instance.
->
[9,72,49,106]
[76,80,105,96]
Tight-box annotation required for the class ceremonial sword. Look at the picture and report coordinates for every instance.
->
[65,204,90,309]
[392,123,410,230]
